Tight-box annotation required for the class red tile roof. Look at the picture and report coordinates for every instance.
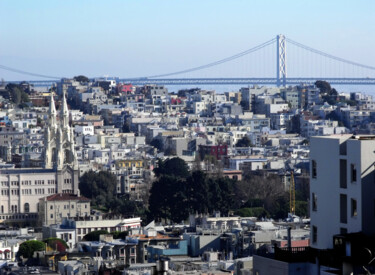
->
[46,193,91,202]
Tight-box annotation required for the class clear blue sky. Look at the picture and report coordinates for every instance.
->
[0,0,374,80]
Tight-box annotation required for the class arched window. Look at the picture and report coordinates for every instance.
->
[24,203,30,213]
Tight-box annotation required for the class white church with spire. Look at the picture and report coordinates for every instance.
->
[0,91,80,225]
[44,91,78,171]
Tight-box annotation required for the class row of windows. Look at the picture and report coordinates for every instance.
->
[117,162,143,168]
[77,226,120,235]
[1,189,21,196]
[312,159,357,184]
[0,214,37,220]
[1,188,56,196]
[35,188,45,194]
[0,180,56,186]
[1,181,19,186]
[312,193,357,220]
[1,203,30,213]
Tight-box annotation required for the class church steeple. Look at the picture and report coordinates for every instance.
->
[44,90,77,170]
[61,90,70,130]
[48,92,57,130]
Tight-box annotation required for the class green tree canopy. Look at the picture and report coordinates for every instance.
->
[79,171,117,206]
[83,230,109,241]
[315,80,331,94]
[44,238,68,252]
[236,136,252,147]
[79,171,144,217]
[153,157,190,178]
[234,173,289,219]
[234,207,270,219]
[112,231,129,239]
[19,240,45,258]
[148,170,236,222]
[150,138,164,151]
[6,83,30,108]
[74,75,90,82]
[148,175,188,222]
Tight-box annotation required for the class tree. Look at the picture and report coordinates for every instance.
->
[19,240,45,258]
[214,177,236,215]
[112,231,129,239]
[153,157,190,179]
[150,138,163,151]
[234,207,269,219]
[83,230,109,241]
[295,201,308,217]
[315,80,331,94]
[79,171,117,208]
[6,84,30,108]
[74,75,90,83]
[149,175,187,222]
[122,121,131,133]
[236,136,252,147]
[10,87,22,105]
[185,171,210,214]
[234,173,288,218]
[44,238,68,252]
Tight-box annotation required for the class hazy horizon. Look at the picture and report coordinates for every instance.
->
[1,0,374,81]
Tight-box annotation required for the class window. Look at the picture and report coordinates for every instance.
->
[340,159,347,189]
[312,193,317,211]
[24,203,30,213]
[50,205,53,210]
[340,194,347,224]
[50,214,53,218]
[312,160,317,178]
[351,164,357,182]
[312,226,317,243]
[351,199,357,217]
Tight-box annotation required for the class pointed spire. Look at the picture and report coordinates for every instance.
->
[49,92,56,115]
[48,92,57,129]
[61,90,70,129]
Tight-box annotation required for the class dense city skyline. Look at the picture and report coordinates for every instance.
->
[1,0,375,81]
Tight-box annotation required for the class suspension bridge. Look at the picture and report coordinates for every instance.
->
[2,34,375,86]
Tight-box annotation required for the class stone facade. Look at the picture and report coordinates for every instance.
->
[0,91,79,224]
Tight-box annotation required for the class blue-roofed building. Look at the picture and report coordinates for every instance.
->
[147,240,188,262]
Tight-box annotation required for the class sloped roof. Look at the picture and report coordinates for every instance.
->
[46,193,90,202]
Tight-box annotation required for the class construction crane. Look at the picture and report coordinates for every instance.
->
[289,171,296,216]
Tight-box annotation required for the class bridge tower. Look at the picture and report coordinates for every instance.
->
[276,34,287,87]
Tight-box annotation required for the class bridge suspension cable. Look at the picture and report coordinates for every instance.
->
[0,64,61,79]
[146,37,276,78]
[286,38,375,71]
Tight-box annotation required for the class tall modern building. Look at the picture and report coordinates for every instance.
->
[0,92,79,224]
[253,135,375,274]
[310,135,375,250]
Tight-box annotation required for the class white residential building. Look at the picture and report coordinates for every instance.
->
[310,135,375,250]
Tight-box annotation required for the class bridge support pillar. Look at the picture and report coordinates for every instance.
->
[277,34,287,87]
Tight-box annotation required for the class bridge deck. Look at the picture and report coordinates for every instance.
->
[8,77,375,86]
